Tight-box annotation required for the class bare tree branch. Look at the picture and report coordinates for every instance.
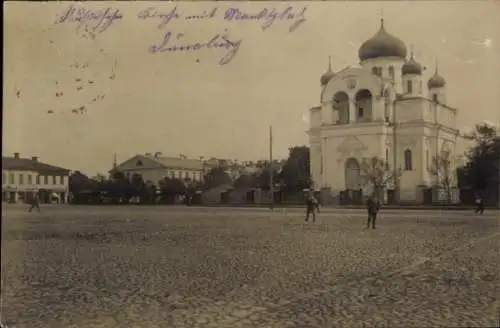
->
[359,156,402,196]
[429,153,457,203]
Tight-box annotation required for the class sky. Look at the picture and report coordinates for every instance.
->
[4,1,500,176]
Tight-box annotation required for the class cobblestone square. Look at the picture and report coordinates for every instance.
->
[1,206,498,327]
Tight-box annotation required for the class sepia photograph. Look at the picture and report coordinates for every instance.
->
[2,1,499,327]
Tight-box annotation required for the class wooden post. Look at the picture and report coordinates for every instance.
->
[269,126,274,210]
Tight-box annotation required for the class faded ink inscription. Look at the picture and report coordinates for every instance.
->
[54,4,308,66]
[54,4,124,39]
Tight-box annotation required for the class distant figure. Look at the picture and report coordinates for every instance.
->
[475,197,484,214]
[28,192,41,213]
[305,194,318,222]
[366,196,381,229]
[315,194,321,213]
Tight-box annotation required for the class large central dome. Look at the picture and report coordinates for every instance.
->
[358,19,407,62]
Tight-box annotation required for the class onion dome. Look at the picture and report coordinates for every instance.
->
[358,19,407,62]
[402,50,422,75]
[320,56,335,86]
[427,65,446,89]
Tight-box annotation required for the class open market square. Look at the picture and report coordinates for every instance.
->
[1,205,498,328]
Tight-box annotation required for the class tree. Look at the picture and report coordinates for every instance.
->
[158,177,186,204]
[359,156,401,199]
[463,123,500,204]
[429,153,457,204]
[69,171,101,195]
[255,168,281,190]
[101,171,135,203]
[234,173,259,189]
[143,180,158,204]
[202,167,233,189]
[280,146,311,191]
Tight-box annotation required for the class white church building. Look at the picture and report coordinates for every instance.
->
[308,19,460,203]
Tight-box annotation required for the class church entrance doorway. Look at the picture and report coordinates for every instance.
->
[343,158,364,205]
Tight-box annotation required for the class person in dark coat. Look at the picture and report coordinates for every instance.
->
[305,195,318,222]
[475,197,484,214]
[366,196,381,229]
[315,193,321,213]
[28,192,41,212]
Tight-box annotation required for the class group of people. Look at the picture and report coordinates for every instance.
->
[304,192,486,228]
[304,192,380,228]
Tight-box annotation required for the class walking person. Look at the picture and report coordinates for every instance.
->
[28,192,41,213]
[366,196,381,229]
[474,196,484,214]
[305,194,318,223]
[315,193,321,213]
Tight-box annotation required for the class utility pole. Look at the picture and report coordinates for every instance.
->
[269,126,274,211]
[392,98,400,204]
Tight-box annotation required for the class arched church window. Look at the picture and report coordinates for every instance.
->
[333,92,350,124]
[407,81,413,94]
[355,89,373,121]
[404,149,413,171]
[389,66,395,79]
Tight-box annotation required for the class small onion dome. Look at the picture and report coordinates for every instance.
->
[320,70,335,86]
[358,19,407,62]
[320,56,335,86]
[402,53,422,75]
[427,72,446,89]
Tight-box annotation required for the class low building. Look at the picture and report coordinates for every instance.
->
[2,153,71,204]
[111,153,205,186]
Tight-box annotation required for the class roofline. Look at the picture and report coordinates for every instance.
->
[395,96,457,112]
[2,158,71,174]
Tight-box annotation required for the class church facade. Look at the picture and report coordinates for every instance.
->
[308,19,460,203]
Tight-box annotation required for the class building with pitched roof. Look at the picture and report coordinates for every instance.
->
[110,153,205,186]
[2,152,71,204]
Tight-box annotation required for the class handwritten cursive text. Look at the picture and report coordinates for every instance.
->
[223,6,308,32]
[54,4,123,35]
[148,29,243,66]
[137,7,182,29]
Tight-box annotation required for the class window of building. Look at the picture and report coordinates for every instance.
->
[28,175,32,185]
[36,175,40,184]
[9,173,15,184]
[136,160,143,166]
[404,149,413,171]
[19,174,24,185]
[385,149,389,169]
[44,175,48,184]
[170,171,175,178]
[185,171,190,179]
[371,67,382,77]
[52,176,56,184]
[389,66,395,79]
[433,94,438,102]
[426,149,430,170]
[407,80,413,93]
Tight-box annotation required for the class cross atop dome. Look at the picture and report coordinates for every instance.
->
[320,55,335,86]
